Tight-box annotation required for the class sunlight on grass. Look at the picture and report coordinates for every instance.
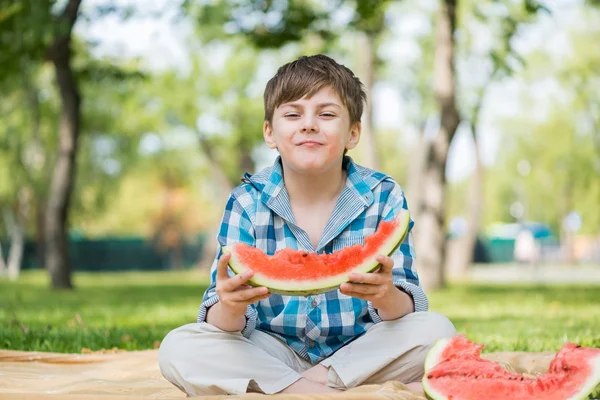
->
[1,270,599,354]
[429,284,600,353]
[1,270,211,353]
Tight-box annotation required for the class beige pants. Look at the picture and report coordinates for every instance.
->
[158,312,455,396]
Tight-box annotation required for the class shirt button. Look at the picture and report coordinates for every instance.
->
[308,341,315,348]
[311,298,318,307]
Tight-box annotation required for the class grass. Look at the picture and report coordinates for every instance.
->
[1,270,600,354]
[0,270,210,353]
[431,283,600,352]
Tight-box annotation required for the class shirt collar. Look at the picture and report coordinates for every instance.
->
[242,155,390,250]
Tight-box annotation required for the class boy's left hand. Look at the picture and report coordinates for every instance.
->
[340,254,414,320]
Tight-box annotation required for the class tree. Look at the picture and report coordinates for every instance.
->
[449,0,547,277]
[0,0,83,288]
[410,0,461,291]
[408,0,551,289]
[350,0,391,170]
[149,42,267,268]
[187,0,398,170]
[0,1,150,286]
[68,54,155,232]
[43,0,82,289]
[0,1,56,280]
[186,0,335,49]
[0,71,46,281]
[486,3,600,241]
[0,189,28,280]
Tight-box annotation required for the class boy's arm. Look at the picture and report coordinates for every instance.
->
[367,181,429,323]
[196,193,259,337]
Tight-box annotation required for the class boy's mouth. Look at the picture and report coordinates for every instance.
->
[297,141,323,147]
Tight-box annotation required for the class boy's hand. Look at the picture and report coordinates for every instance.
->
[340,254,414,320]
[215,251,270,318]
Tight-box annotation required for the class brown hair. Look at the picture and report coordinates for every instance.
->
[263,54,366,126]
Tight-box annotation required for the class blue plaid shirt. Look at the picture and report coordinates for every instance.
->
[197,156,428,364]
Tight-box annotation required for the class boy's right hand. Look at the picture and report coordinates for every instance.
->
[215,251,270,318]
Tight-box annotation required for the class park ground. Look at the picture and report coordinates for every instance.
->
[1,265,599,354]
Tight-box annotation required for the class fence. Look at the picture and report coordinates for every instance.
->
[472,236,600,264]
[1,234,208,272]
[3,232,599,273]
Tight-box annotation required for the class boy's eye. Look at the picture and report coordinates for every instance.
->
[321,113,336,117]
[284,113,300,118]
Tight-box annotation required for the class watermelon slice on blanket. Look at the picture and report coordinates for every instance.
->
[223,209,410,296]
[423,334,600,400]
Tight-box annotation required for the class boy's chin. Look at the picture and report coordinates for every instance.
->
[286,159,341,175]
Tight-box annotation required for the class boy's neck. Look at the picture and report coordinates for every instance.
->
[281,162,347,206]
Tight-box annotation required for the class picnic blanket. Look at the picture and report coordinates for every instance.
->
[0,348,556,400]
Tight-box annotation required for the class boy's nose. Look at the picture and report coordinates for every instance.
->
[300,116,319,133]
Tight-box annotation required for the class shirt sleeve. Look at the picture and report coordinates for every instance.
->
[196,192,258,338]
[367,181,429,322]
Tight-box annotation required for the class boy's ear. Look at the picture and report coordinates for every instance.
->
[345,121,362,150]
[263,121,278,149]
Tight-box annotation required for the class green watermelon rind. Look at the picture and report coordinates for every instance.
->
[422,337,600,400]
[224,209,410,296]
[574,358,600,400]
[422,337,452,400]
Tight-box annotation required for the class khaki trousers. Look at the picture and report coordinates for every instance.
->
[158,312,455,396]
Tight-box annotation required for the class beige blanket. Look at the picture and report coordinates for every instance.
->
[0,348,555,400]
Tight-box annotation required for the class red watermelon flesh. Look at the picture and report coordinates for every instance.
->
[423,335,600,400]
[224,209,410,295]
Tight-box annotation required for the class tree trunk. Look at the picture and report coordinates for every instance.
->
[1,188,29,280]
[450,124,483,277]
[22,65,47,270]
[358,32,378,170]
[414,0,460,292]
[35,199,46,269]
[4,194,28,281]
[406,119,432,218]
[449,74,497,278]
[7,223,24,281]
[45,0,82,289]
[0,237,6,277]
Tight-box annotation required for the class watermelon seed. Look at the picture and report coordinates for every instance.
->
[302,252,308,257]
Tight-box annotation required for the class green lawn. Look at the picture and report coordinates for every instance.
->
[1,270,599,354]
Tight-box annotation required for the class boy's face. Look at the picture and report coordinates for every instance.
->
[263,86,361,175]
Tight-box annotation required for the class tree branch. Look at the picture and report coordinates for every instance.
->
[47,0,82,61]
[61,0,82,29]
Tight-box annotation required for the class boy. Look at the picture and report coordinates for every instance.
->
[158,54,456,396]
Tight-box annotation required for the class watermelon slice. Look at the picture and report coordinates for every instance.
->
[223,209,410,296]
[423,335,600,400]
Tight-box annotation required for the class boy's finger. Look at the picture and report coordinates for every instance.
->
[348,272,384,285]
[375,255,394,274]
[242,292,272,305]
[222,269,254,291]
[340,282,378,296]
[338,288,369,301]
[215,252,232,281]
[232,286,269,302]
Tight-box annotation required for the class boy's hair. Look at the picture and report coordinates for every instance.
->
[263,54,367,127]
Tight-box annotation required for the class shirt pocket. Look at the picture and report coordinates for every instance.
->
[331,236,365,252]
